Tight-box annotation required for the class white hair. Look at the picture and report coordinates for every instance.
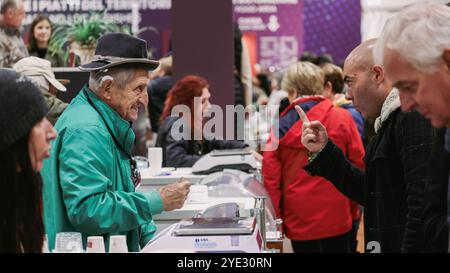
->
[89,67,135,92]
[373,2,450,73]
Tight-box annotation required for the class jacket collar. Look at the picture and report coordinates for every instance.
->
[81,85,135,154]
[275,96,329,148]
[374,88,401,134]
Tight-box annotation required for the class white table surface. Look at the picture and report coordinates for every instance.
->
[138,167,206,188]
[153,196,256,220]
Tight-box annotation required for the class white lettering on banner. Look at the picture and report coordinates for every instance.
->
[234,5,277,14]
[80,0,105,11]
[105,0,131,10]
[25,0,172,12]
[234,5,257,13]
[233,0,298,5]
[140,0,171,10]
[37,0,65,12]
[104,0,171,11]
[27,0,104,12]
[238,17,266,31]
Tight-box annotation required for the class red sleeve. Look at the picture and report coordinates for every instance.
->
[262,132,283,218]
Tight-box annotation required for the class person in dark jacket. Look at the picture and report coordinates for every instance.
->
[0,69,57,252]
[156,75,247,167]
[320,62,365,251]
[298,39,435,253]
[374,2,450,252]
[148,55,173,133]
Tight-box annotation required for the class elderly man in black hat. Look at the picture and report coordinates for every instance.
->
[41,33,191,252]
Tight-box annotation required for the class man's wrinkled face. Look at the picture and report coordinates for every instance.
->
[384,49,450,128]
[108,68,149,122]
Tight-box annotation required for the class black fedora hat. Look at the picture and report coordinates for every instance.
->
[79,33,160,71]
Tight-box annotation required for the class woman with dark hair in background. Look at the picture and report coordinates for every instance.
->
[0,69,57,252]
[156,75,248,167]
[27,14,64,67]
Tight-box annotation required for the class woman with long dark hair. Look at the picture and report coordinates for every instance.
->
[156,75,247,167]
[27,14,64,67]
[0,69,57,252]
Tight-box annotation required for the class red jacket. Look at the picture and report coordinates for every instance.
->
[262,97,365,241]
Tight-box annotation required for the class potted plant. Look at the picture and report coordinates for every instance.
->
[49,11,124,65]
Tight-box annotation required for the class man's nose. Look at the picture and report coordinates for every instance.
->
[139,92,149,107]
[345,88,353,101]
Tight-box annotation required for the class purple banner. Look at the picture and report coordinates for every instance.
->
[23,0,362,68]
[303,0,362,66]
[233,0,304,72]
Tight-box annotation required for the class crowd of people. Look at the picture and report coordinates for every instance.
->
[0,0,449,253]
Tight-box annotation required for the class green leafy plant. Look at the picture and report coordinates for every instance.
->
[49,10,125,62]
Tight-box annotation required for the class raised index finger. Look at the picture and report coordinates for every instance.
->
[295,105,310,124]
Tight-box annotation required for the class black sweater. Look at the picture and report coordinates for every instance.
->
[156,117,248,167]
[423,128,449,252]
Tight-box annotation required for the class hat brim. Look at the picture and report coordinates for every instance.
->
[57,79,71,86]
[78,59,160,72]
[44,75,67,92]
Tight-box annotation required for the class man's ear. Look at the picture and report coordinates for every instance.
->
[372,65,385,84]
[443,49,450,71]
[100,77,113,100]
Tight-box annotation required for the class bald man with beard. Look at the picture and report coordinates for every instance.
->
[299,39,435,252]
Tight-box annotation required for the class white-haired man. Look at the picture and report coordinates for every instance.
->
[42,33,191,252]
[373,2,450,252]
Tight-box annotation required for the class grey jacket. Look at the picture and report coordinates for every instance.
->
[0,25,28,68]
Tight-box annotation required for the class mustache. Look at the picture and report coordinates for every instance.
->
[132,102,145,109]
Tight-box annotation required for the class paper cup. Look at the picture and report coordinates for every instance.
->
[109,235,128,253]
[54,232,83,253]
[148,147,163,175]
[86,236,105,253]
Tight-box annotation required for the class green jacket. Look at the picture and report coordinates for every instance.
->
[42,85,163,252]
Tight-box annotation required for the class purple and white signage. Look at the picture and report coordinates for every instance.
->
[233,0,304,72]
